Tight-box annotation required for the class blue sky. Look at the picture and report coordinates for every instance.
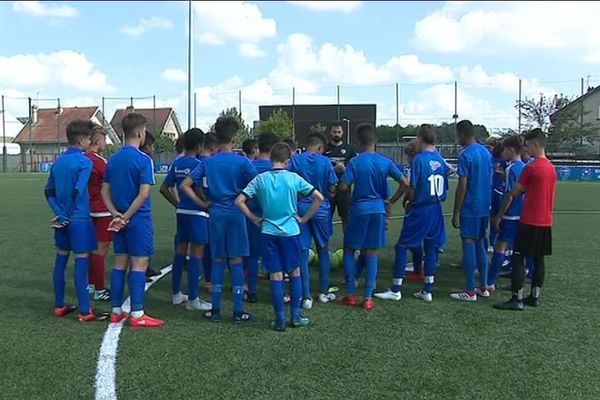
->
[1,1,599,134]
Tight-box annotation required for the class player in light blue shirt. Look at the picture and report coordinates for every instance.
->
[236,143,324,331]
[338,124,409,311]
[181,116,257,323]
[451,120,493,302]
[289,132,338,306]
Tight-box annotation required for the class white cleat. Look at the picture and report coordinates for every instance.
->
[172,292,188,306]
[475,288,491,298]
[302,298,313,310]
[450,291,477,302]
[186,298,212,311]
[374,288,402,301]
[317,293,336,303]
[413,290,433,303]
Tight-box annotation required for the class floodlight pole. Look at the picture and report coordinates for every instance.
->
[56,98,61,157]
[292,87,296,142]
[2,95,6,173]
[518,79,522,134]
[28,97,33,172]
[193,92,197,128]
[395,82,399,144]
[187,0,193,131]
[453,81,459,157]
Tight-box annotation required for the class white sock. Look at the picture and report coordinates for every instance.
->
[131,310,144,318]
[112,307,122,314]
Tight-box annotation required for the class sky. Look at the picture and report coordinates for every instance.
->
[1,0,599,135]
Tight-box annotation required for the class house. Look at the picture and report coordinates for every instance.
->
[12,106,118,166]
[550,86,600,140]
[1,111,24,143]
[110,106,182,141]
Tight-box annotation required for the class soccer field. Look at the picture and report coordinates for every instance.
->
[1,173,600,400]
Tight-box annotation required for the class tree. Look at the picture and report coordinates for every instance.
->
[309,122,327,135]
[153,132,175,153]
[549,101,598,146]
[214,107,252,145]
[516,94,570,132]
[258,108,293,140]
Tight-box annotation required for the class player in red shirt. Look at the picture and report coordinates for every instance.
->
[494,128,556,311]
[85,125,112,301]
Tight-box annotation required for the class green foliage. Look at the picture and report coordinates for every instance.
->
[101,143,118,158]
[258,108,293,140]
[214,107,252,145]
[375,123,488,144]
[549,100,599,147]
[152,132,175,153]
[309,122,327,135]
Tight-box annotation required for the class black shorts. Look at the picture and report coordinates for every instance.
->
[513,223,552,257]
[331,188,351,223]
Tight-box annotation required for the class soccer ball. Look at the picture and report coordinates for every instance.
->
[330,249,343,270]
[308,248,317,267]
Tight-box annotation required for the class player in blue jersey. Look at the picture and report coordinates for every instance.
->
[488,136,526,290]
[243,132,278,303]
[242,138,259,161]
[101,113,163,328]
[489,142,507,251]
[181,116,257,323]
[45,120,103,322]
[451,120,493,302]
[376,125,449,302]
[197,133,217,292]
[289,133,338,307]
[236,143,324,331]
[338,124,409,311]
[160,128,212,312]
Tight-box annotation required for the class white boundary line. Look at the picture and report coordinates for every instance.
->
[94,264,172,400]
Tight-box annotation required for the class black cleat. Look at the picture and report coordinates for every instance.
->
[523,296,539,307]
[146,267,160,277]
[493,298,524,311]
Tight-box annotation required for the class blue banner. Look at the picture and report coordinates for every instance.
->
[39,162,53,173]
[154,163,170,174]
[556,166,600,181]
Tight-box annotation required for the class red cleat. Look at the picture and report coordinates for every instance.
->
[78,309,109,322]
[54,305,76,318]
[129,314,164,328]
[362,298,374,311]
[340,294,357,307]
[110,312,129,324]
[406,272,424,282]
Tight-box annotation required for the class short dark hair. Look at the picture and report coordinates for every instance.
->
[66,119,94,145]
[356,123,376,146]
[418,124,436,145]
[502,135,523,152]
[142,131,155,148]
[492,144,504,158]
[404,139,420,157]
[214,116,239,144]
[175,134,186,154]
[330,121,344,131]
[121,112,146,139]
[184,128,204,152]
[524,128,547,147]
[456,120,475,138]
[270,142,292,163]
[282,138,297,152]
[258,131,278,153]
[203,133,217,151]
[242,138,258,155]
[306,132,326,148]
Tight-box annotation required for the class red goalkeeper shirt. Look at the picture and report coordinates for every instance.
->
[518,157,557,227]
[85,151,111,217]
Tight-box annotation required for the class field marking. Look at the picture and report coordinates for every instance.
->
[94,264,172,400]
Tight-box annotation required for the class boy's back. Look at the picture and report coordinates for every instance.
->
[47,148,93,219]
[458,143,492,217]
[411,151,449,206]
[289,152,337,208]
[165,155,204,214]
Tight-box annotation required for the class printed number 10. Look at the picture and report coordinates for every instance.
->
[428,175,444,196]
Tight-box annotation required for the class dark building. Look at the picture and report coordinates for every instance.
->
[258,104,376,146]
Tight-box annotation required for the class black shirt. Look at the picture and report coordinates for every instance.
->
[324,142,357,177]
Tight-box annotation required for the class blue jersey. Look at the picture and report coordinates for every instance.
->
[289,152,338,213]
[189,151,257,213]
[457,143,492,218]
[248,158,273,215]
[492,157,506,195]
[45,147,92,219]
[164,155,207,215]
[410,150,449,206]
[242,169,315,236]
[342,152,405,216]
[104,145,155,215]
[504,160,526,219]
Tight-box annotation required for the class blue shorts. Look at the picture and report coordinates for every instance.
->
[113,214,154,257]
[497,219,519,243]
[491,191,504,216]
[261,234,301,273]
[54,218,97,254]
[247,218,263,257]
[209,211,249,259]
[344,213,386,250]
[176,213,209,245]
[397,203,446,248]
[298,202,332,250]
[460,215,489,240]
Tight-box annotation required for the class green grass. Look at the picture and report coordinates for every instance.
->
[1,173,600,399]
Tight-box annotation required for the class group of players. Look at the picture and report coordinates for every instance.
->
[44,112,556,330]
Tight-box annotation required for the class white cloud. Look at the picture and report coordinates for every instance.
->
[0,51,114,92]
[161,69,187,83]
[457,65,555,98]
[120,16,173,36]
[288,1,363,13]
[240,43,266,58]
[12,1,78,18]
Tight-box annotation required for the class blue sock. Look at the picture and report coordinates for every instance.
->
[423,245,438,293]
[230,262,244,313]
[210,260,225,312]
[476,239,489,288]
[246,256,259,296]
[411,246,423,273]
[392,244,408,292]
[203,244,212,283]
[317,246,330,294]
[364,255,378,299]
[343,250,356,295]
[355,253,366,279]
[270,279,285,322]
[172,253,185,295]
[299,249,311,298]
[188,256,201,301]
[290,274,302,321]
[526,257,535,279]
[462,241,477,292]
[52,253,69,308]
[129,271,146,312]
[110,269,126,309]
[74,257,90,315]
[488,250,505,287]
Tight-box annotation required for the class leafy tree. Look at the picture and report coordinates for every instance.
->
[309,122,327,135]
[549,101,598,146]
[214,107,252,144]
[516,94,569,132]
[152,131,175,153]
[258,108,293,140]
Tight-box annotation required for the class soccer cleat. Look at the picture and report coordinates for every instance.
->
[523,296,540,307]
[475,287,491,298]
[204,309,221,322]
[493,297,524,311]
[290,315,311,328]
[186,298,212,311]
[146,267,160,277]
[87,284,96,295]
[374,288,402,301]
[93,289,111,301]
[406,271,424,282]
[404,262,415,273]
[301,298,313,310]
[245,293,257,303]
[487,246,494,253]
[78,309,110,322]
[413,290,433,303]
[129,314,164,328]
[110,312,129,324]
[270,319,287,332]
[450,291,477,302]
[362,299,374,311]
[232,311,254,324]
[328,285,339,294]
[172,292,188,306]
[340,294,358,307]
[284,293,291,304]
[54,305,76,318]
[317,293,336,303]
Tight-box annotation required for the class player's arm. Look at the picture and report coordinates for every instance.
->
[67,158,93,218]
[100,182,121,218]
[338,161,354,192]
[44,167,67,224]
[180,177,210,210]
[297,189,324,224]
[236,177,262,226]
[159,182,179,208]
[120,184,150,221]
[452,177,467,229]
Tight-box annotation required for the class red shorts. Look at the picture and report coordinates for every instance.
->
[92,216,113,243]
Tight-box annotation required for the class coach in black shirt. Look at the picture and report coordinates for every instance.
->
[324,121,357,230]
